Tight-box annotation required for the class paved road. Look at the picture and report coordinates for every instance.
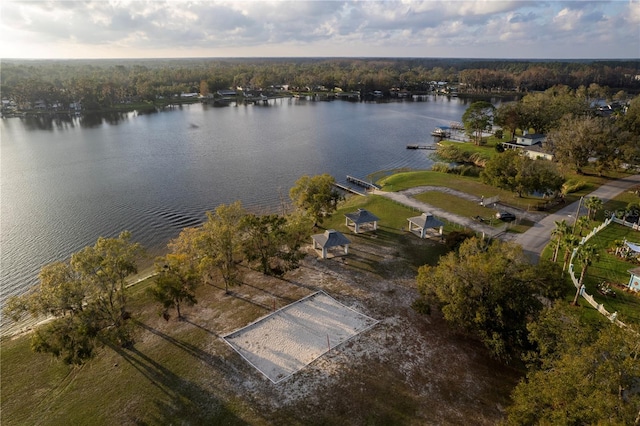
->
[514,173,640,263]
[373,174,640,263]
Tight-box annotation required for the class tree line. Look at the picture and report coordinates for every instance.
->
[439,85,640,200]
[2,58,639,112]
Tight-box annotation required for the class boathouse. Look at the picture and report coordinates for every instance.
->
[311,229,351,259]
[345,209,379,234]
[407,213,444,239]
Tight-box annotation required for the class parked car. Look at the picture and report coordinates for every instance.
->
[496,211,516,222]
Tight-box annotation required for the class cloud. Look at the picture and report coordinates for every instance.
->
[0,0,636,58]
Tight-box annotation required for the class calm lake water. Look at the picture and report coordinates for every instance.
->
[1,96,483,311]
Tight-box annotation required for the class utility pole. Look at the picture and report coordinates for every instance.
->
[572,196,583,234]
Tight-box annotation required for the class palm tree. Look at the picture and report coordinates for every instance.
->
[572,244,598,305]
[584,196,603,220]
[575,215,591,236]
[562,234,580,272]
[551,219,570,262]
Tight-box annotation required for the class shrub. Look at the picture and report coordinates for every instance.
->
[444,230,475,251]
[448,165,481,176]
[411,297,431,315]
[431,162,451,173]
[562,179,588,195]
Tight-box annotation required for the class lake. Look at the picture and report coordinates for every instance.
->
[0,96,482,310]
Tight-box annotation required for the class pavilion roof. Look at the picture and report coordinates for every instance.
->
[312,229,351,248]
[408,212,444,229]
[345,209,380,225]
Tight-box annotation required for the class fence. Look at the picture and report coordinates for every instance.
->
[568,216,628,328]
[611,216,640,230]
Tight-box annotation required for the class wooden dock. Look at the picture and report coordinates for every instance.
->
[334,183,367,196]
[406,144,437,150]
[346,175,381,190]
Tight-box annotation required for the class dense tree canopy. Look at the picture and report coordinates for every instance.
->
[3,231,143,364]
[2,59,638,112]
[289,174,342,225]
[241,212,313,276]
[546,115,620,174]
[416,237,565,361]
[506,303,640,425]
[170,202,247,294]
[148,252,200,320]
[481,150,565,197]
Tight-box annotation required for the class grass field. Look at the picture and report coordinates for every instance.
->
[3,195,523,425]
[3,167,637,425]
[575,223,640,325]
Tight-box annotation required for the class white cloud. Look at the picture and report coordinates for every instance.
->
[0,0,636,58]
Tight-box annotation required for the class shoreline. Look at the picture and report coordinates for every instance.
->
[0,264,158,339]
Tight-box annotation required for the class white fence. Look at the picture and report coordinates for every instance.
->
[611,216,640,230]
[568,216,628,328]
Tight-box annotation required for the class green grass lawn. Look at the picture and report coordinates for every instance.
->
[322,194,449,269]
[413,191,499,224]
[0,279,250,426]
[572,223,640,325]
[377,170,549,211]
[438,139,500,160]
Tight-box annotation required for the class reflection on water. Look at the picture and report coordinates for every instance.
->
[1,97,487,312]
[20,114,76,131]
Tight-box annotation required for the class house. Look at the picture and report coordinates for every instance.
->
[519,144,554,161]
[514,133,546,146]
[503,131,553,161]
[217,89,237,97]
[627,266,640,292]
[407,213,444,239]
[311,229,351,259]
[345,209,379,234]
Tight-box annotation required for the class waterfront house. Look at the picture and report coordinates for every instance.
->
[312,229,351,259]
[217,89,237,97]
[345,209,379,234]
[514,133,546,146]
[503,132,553,160]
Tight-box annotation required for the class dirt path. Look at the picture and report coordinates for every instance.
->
[372,187,519,241]
[374,175,640,260]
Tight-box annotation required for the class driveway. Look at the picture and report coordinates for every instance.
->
[373,174,640,263]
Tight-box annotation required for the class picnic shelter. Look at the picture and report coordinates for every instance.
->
[345,209,380,233]
[407,212,444,239]
[312,229,351,259]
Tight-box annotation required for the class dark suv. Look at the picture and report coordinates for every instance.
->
[496,212,516,222]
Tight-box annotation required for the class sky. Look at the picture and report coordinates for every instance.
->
[0,0,639,60]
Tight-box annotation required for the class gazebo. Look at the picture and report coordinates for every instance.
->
[345,209,380,233]
[311,229,351,259]
[627,266,640,292]
[407,212,444,239]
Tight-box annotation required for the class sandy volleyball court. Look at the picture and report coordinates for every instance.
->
[223,291,379,383]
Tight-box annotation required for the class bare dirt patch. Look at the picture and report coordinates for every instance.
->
[139,235,522,424]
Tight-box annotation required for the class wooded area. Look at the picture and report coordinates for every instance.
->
[2,58,639,112]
